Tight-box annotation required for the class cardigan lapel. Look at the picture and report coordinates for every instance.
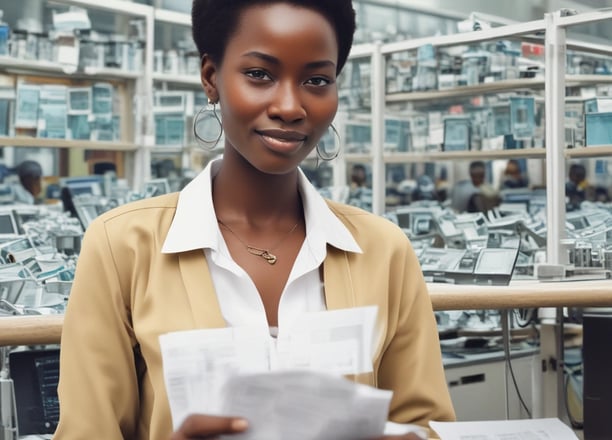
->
[323,245,386,370]
[177,249,226,328]
[323,246,355,310]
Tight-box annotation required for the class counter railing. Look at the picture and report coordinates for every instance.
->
[1,280,611,347]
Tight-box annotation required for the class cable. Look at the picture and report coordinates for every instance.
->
[513,308,537,328]
[501,309,533,418]
[563,363,584,429]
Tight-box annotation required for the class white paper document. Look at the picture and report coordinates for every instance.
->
[217,370,392,440]
[430,418,580,440]
[159,306,389,439]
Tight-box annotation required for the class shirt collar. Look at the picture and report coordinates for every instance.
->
[161,159,362,255]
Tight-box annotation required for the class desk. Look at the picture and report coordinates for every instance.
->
[0,280,611,346]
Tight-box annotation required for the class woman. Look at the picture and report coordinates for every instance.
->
[54,1,455,439]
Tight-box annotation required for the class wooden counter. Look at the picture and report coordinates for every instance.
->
[1,280,611,347]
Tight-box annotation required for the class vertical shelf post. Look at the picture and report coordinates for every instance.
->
[545,11,567,266]
[132,7,156,191]
[371,42,385,216]
[541,10,568,423]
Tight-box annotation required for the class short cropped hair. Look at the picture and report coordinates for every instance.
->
[16,160,42,182]
[191,0,356,75]
[469,161,486,172]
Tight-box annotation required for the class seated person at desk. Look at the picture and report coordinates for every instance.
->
[12,160,43,205]
[566,163,588,209]
[500,159,528,190]
[54,1,455,439]
[450,161,499,213]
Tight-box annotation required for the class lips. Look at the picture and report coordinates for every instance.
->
[256,129,307,152]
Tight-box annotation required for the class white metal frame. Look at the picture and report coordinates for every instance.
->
[344,9,612,423]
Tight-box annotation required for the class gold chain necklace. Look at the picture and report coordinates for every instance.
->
[217,219,300,265]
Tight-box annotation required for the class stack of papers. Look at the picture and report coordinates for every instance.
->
[430,418,580,440]
[159,306,428,439]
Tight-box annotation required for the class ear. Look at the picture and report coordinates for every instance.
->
[200,54,219,103]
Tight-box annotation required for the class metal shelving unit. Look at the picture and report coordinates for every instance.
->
[565,145,612,158]
[381,148,547,164]
[341,10,612,424]
[0,136,138,151]
[386,78,546,103]
[152,73,201,87]
[0,0,152,187]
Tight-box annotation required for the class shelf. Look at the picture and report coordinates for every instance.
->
[0,56,141,81]
[381,148,546,163]
[0,137,138,151]
[154,8,191,26]
[386,78,546,103]
[565,145,612,158]
[381,19,546,55]
[81,67,142,80]
[343,153,372,162]
[152,73,201,87]
[566,74,612,86]
[149,145,187,154]
[46,0,151,17]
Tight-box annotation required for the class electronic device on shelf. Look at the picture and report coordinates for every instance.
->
[143,178,171,198]
[442,116,471,151]
[60,176,103,198]
[445,247,520,285]
[585,112,612,146]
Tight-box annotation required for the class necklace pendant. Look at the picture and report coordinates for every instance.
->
[261,251,277,265]
[247,246,277,264]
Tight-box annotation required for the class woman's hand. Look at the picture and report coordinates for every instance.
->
[170,414,249,439]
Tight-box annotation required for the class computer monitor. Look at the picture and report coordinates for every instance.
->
[67,87,92,115]
[73,201,100,229]
[585,112,612,146]
[12,207,40,235]
[143,178,171,198]
[443,116,471,151]
[9,348,60,436]
[0,211,18,237]
[60,176,103,198]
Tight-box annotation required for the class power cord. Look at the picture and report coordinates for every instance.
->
[501,309,533,418]
[563,362,584,429]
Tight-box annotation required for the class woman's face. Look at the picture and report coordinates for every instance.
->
[204,3,339,175]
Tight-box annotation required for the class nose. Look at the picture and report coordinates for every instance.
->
[267,81,306,123]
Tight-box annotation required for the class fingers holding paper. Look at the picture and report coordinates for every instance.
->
[170,414,249,439]
[372,434,425,440]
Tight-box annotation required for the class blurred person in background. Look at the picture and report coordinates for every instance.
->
[13,160,43,205]
[500,159,528,190]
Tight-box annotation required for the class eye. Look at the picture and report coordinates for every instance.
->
[305,77,333,87]
[245,69,272,81]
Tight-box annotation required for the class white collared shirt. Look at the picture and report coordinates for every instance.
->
[162,159,362,337]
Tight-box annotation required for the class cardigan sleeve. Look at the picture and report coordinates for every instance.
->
[376,240,456,432]
[54,217,140,439]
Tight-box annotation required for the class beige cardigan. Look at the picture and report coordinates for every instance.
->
[54,193,455,439]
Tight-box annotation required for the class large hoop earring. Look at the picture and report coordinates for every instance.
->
[193,99,223,150]
[316,124,341,161]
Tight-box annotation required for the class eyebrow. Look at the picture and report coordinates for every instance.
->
[242,51,336,70]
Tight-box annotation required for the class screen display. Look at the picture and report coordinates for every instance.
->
[475,248,518,275]
[0,213,16,234]
[10,349,60,435]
